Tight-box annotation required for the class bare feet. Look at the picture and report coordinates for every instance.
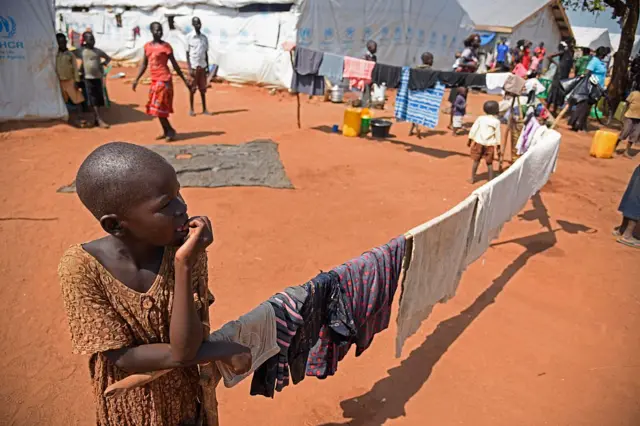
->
[189,110,196,117]
[97,119,110,129]
[467,178,475,184]
[202,110,213,116]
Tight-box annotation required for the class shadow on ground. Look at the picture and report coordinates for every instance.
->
[319,193,594,426]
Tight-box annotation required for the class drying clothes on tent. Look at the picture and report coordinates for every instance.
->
[396,195,478,357]
[516,118,542,156]
[343,56,375,91]
[408,68,440,90]
[318,52,345,84]
[395,67,446,129]
[207,302,279,388]
[371,63,403,89]
[465,158,523,266]
[250,286,307,397]
[306,236,406,379]
[291,47,325,96]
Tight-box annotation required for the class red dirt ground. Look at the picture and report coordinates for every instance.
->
[1,70,639,426]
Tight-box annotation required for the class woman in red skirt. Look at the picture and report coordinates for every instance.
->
[133,22,191,141]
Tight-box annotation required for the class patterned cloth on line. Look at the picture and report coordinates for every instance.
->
[343,56,375,91]
[146,80,174,118]
[395,66,445,129]
[306,236,406,378]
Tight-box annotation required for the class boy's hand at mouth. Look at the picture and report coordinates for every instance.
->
[175,216,214,268]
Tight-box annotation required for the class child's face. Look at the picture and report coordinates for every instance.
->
[113,167,190,247]
[192,18,202,32]
[84,33,95,48]
[57,35,67,50]
[151,24,163,41]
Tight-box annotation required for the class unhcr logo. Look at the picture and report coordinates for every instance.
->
[0,16,17,39]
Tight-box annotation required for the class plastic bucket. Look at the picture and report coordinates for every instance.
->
[371,119,392,138]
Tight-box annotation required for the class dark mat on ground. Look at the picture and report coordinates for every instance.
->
[58,140,293,193]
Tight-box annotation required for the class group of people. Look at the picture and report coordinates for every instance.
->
[55,18,213,140]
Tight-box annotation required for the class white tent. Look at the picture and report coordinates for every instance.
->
[1,0,68,122]
[609,33,640,56]
[55,0,474,88]
[573,26,612,50]
[457,0,572,57]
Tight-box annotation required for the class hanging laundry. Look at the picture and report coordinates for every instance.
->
[511,129,562,217]
[291,47,325,96]
[371,63,403,89]
[395,67,445,129]
[516,118,541,156]
[318,52,345,84]
[288,271,347,385]
[250,286,307,398]
[408,68,440,90]
[343,56,375,91]
[306,236,406,379]
[207,302,279,388]
[464,73,488,88]
[395,195,478,357]
[486,72,511,94]
[465,159,524,266]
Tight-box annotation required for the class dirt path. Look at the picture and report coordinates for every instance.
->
[1,73,638,425]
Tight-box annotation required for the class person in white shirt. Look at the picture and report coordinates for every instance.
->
[186,17,210,116]
[467,101,502,183]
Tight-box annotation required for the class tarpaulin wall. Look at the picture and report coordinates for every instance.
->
[1,0,68,121]
[56,5,300,87]
[296,0,475,71]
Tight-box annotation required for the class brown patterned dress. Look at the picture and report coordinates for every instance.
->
[59,245,215,426]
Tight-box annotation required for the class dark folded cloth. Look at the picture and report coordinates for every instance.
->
[408,68,440,90]
[371,63,403,89]
[291,47,325,96]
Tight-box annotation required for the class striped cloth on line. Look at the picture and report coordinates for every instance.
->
[395,66,445,129]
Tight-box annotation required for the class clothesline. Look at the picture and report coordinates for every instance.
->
[286,44,512,128]
[105,126,562,404]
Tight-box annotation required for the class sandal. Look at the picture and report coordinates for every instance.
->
[612,227,623,237]
[617,236,640,249]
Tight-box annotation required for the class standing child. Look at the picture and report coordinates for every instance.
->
[55,33,85,120]
[409,52,434,138]
[59,142,251,426]
[74,31,111,128]
[467,100,502,183]
[451,87,467,136]
[133,22,191,141]
[187,16,211,116]
[616,90,640,158]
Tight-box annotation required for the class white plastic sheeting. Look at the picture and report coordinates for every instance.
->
[56,0,300,9]
[297,0,475,70]
[1,0,67,121]
[573,26,612,50]
[56,6,299,86]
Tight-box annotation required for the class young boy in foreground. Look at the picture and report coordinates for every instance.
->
[59,142,250,425]
[467,101,502,183]
[133,22,191,141]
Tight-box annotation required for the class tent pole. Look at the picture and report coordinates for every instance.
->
[290,50,301,129]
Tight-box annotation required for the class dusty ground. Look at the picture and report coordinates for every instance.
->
[1,70,639,425]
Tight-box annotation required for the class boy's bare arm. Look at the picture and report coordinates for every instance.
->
[104,340,251,373]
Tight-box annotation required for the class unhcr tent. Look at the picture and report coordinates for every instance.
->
[457,0,572,56]
[609,33,640,56]
[1,0,67,121]
[573,26,612,50]
[55,0,474,87]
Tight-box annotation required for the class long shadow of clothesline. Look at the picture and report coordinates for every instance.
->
[319,193,594,426]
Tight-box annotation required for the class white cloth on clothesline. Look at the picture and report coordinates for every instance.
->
[486,72,511,94]
[396,195,478,357]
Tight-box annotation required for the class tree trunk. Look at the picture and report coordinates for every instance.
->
[609,0,640,109]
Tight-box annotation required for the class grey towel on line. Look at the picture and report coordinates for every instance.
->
[318,52,344,83]
[291,47,325,96]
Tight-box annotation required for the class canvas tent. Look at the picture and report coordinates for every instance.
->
[1,0,68,121]
[55,0,474,88]
[609,33,640,56]
[573,26,612,50]
[457,0,572,58]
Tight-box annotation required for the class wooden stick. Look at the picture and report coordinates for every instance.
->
[551,103,570,130]
[500,96,517,172]
[289,50,301,129]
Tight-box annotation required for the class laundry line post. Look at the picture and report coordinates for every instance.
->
[500,95,519,171]
[289,49,301,129]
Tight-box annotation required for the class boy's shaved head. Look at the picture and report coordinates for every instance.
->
[76,142,174,219]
